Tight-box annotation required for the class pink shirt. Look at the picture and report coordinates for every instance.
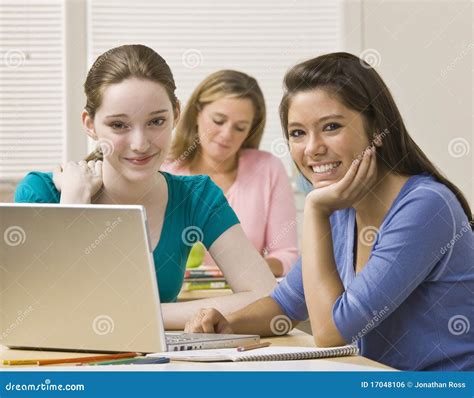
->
[161,148,298,275]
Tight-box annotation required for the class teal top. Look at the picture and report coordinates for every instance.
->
[14,171,240,302]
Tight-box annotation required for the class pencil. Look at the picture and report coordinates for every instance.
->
[38,352,142,366]
[3,359,39,366]
[89,357,170,366]
[4,352,141,366]
[237,342,271,352]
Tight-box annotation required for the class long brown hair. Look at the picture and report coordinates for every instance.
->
[169,69,266,167]
[279,52,472,222]
[84,44,179,161]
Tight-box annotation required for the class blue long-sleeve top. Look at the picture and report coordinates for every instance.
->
[271,173,474,370]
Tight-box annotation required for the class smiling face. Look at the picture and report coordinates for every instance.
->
[287,89,372,189]
[196,96,255,164]
[84,78,176,182]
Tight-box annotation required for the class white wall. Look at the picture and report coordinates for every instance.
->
[87,0,342,174]
[343,0,472,206]
[1,0,472,211]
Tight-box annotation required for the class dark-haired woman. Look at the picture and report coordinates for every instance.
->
[185,52,474,371]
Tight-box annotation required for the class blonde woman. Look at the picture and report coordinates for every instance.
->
[162,70,298,276]
[14,45,276,329]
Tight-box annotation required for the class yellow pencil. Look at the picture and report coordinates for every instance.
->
[3,359,39,366]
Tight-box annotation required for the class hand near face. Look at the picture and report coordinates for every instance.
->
[54,160,103,203]
[305,146,378,215]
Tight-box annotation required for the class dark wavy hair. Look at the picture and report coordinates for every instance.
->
[279,52,472,222]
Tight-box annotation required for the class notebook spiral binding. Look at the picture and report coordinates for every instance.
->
[238,345,359,362]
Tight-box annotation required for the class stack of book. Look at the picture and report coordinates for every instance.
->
[182,265,230,291]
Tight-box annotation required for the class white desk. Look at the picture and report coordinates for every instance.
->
[0,330,394,371]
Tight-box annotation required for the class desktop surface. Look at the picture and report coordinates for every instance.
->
[0,330,394,371]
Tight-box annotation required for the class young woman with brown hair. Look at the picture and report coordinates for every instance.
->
[185,52,473,371]
[14,44,276,330]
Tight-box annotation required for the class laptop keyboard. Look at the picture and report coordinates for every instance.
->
[165,333,210,343]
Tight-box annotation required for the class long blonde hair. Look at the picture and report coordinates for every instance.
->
[169,70,266,167]
[84,44,179,161]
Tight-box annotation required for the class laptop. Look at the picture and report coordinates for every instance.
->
[0,203,259,353]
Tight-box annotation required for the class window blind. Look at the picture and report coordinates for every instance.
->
[0,0,65,182]
[88,0,342,171]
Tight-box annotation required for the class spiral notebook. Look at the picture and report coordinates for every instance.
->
[148,345,358,362]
